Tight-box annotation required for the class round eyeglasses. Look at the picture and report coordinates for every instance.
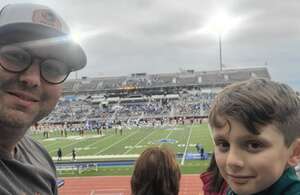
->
[0,45,70,84]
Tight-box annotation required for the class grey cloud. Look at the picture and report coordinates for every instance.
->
[1,0,300,91]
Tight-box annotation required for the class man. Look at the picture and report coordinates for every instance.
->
[72,148,76,161]
[0,3,86,195]
[57,148,62,161]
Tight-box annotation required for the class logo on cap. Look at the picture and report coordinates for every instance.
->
[32,9,62,31]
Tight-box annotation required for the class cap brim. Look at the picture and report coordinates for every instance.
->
[0,23,87,71]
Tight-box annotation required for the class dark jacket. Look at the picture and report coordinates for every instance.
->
[227,167,300,195]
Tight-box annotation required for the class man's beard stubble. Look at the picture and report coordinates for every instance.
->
[0,77,52,129]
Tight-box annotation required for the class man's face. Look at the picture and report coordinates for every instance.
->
[213,119,291,195]
[0,54,62,130]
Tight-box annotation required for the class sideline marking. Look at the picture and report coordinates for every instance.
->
[180,125,193,165]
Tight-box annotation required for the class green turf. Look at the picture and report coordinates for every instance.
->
[31,123,214,176]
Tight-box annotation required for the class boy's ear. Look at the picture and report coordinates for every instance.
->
[288,138,300,167]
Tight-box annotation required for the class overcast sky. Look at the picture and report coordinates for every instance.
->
[1,0,300,90]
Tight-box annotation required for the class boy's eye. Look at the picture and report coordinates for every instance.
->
[245,141,264,153]
[215,140,230,153]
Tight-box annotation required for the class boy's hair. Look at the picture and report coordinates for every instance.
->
[131,147,181,195]
[209,78,300,146]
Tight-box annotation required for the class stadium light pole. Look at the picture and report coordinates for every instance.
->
[218,34,223,71]
[202,11,241,72]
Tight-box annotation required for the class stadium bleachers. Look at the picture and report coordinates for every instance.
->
[40,67,270,124]
[65,67,269,92]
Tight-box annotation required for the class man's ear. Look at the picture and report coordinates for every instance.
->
[288,138,300,167]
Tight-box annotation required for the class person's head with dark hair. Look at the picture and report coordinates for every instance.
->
[131,147,181,195]
[209,78,300,194]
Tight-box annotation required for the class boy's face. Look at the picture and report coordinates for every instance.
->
[213,119,292,195]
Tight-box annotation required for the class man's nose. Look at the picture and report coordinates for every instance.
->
[18,59,41,88]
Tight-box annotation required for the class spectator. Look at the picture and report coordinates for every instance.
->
[72,148,76,161]
[196,143,202,153]
[131,147,181,195]
[209,79,300,194]
[0,3,86,194]
[57,148,62,161]
[200,147,205,160]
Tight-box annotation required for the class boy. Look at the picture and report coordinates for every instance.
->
[208,78,300,195]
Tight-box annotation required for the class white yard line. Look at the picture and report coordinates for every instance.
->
[43,140,62,148]
[180,125,193,165]
[82,134,113,148]
[159,129,174,147]
[95,130,139,155]
[123,129,156,154]
[208,124,215,145]
[49,138,86,153]
[65,134,114,156]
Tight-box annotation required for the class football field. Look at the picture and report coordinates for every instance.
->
[31,123,214,175]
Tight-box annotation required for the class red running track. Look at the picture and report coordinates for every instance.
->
[59,174,203,195]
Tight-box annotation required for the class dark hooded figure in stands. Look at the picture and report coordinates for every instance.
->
[0,3,86,194]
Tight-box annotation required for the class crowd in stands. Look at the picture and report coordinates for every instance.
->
[38,91,216,126]
[54,67,270,129]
